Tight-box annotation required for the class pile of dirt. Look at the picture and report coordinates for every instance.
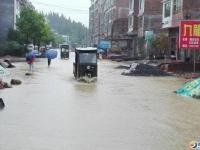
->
[122,63,171,76]
[115,65,130,70]
[0,59,15,68]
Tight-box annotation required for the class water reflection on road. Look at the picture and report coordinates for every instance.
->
[0,53,200,150]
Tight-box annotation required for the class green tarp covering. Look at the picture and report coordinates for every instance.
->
[176,78,200,99]
[0,66,10,82]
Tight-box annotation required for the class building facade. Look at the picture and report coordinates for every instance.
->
[162,0,200,60]
[127,0,139,57]
[126,0,162,58]
[136,0,162,58]
[0,0,34,41]
[89,2,95,46]
[89,0,130,54]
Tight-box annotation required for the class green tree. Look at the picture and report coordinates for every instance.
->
[16,8,54,50]
[152,33,169,56]
[16,8,35,45]
[52,34,65,47]
[46,13,89,46]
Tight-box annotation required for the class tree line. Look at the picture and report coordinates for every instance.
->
[46,13,88,47]
[1,8,64,56]
[0,8,89,56]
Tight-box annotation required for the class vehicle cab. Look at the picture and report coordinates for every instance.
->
[73,47,97,79]
[60,44,70,59]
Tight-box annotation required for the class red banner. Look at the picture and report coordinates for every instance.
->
[180,20,200,49]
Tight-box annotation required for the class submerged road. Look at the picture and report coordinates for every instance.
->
[0,53,200,150]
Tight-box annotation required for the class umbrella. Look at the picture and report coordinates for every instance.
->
[97,49,105,54]
[45,49,58,59]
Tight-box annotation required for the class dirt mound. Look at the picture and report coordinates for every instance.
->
[122,63,170,76]
[115,65,130,69]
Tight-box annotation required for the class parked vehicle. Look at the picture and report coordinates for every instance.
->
[73,47,97,80]
[27,44,34,51]
[32,50,42,57]
[60,44,70,59]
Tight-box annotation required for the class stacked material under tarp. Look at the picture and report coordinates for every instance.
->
[0,65,10,81]
[176,78,200,99]
[0,65,11,89]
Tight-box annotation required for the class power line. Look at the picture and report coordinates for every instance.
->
[31,1,89,12]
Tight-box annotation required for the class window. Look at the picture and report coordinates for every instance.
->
[164,2,171,18]
[128,16,133,27]
[139,0,144,11]
[138,16,143,28]
[174,0,181,14]
[129,0,134,10]
[79,53,97,64]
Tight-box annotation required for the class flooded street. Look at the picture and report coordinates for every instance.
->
[0,53,200,150]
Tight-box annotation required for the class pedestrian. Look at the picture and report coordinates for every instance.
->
[0,98,5,109]
[26,52,34,73]
[48,58,51,67]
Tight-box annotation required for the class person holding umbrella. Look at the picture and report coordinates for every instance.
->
[26,51,35,73]
[48,58,51,67]
[45,49,57,67]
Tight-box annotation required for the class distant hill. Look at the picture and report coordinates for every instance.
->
[46,13,88,46]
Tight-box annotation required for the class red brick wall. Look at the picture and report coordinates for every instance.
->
[145,0,162,15]
[116,0,129,8]
[183,0,200,20]
[137,0,162,37]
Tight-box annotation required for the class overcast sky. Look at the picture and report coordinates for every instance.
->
[29,0,91,27]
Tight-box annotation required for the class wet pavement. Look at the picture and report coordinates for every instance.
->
[0,52,200,150]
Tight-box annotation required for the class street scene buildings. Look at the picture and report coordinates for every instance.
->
[89,0,200,59]
[89,0,130,54]
[162,0,200,60]
[1,1,200,150]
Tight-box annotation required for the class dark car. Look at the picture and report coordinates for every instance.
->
[73,47,97,79]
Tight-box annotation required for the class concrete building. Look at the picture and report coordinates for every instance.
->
[126,0,162,58]
[102,0,129,53]
[0,0,34,41]
[89,2,95,46]
[89,0,130,54]
[162,0,200,60]
[127,0,139,57]
[136,0,162,58]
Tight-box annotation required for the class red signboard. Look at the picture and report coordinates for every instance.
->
[180,20,200,49]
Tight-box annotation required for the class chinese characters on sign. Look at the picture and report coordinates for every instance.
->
[180,21,200,49]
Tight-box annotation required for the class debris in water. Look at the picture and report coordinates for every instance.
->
[4,59,15,68]
[10,79,22,85]
[25,72,32,76]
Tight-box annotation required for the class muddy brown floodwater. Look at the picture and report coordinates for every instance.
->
[0,52,200,150]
